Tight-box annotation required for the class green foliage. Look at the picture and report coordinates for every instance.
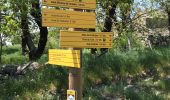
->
[0,15,19,39]
[113,30,143,51]
[84,82,125,100]
[1,45,28,64]
[158,79,170,92]
[1,0,170,99]
[154,0,170,12]
[0,65,68,99]
[125,87,164,100]
[46,29,60,50]
[0,46,170,99]
[83,47,170,99]
[84,81,165,100]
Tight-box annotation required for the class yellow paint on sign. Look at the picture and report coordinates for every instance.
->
[42,0,96,10]
[60,37,112,42]
[42,8,96,28]
[60,42,112,48]
[60,31,113,48]
[49,61,80,68]
[48,49,80,68]
[67,90,76,100]
[60,31,112,37]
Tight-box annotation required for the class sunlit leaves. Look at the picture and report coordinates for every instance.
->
[1,15,19,36]
[152,0,170,12]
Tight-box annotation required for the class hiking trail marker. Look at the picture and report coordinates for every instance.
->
[42,8,96,28]
[42,0,96,10]
[67,90,76,100]
[60,31,113,48]
[48,49,80,68]
[42,0,113,99]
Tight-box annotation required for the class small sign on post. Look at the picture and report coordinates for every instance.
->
[67,90,76,100]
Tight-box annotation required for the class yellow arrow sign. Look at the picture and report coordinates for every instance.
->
[60,31,112,37]
[48,49,80,68]
[60,37,112,42]
[42,8,96,28]
[60,42,112,48]
[60,31,113,48]
[42,0,96,10]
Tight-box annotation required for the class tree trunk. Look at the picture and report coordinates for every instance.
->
[30,1,48,59]
[20,1,48,61]
[100,4,116,53]
[168,11,170,35]
[0,33,2,63]
[103,4,117,32]
[35,27,48,58]
[21,17,36,60]
[0,12,2,63]
[21,35,28,55]
[121,7,132,30]
[120,2,134,51]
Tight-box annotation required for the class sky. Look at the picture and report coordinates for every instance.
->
[134,0,160,10]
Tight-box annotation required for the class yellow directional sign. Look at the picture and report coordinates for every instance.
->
[42,0,96,10]
[67,90,76,100]
[42,8,96,28]
[48,49,80,68]
[60,42,112,48]
[60,37,111,42]
[60,31,113,48]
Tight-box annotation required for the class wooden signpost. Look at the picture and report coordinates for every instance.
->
[60,31,113,48]
[42,8,96,28]
[42,0,96,10]
[48,49,80,68]
[42,0,113,99]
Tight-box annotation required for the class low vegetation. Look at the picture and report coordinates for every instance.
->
[0,45,169,100]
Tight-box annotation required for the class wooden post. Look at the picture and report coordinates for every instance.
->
[68,10,83,100]
[0,11,2,63]
[68,53,82,100]
[42,1,96,99]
